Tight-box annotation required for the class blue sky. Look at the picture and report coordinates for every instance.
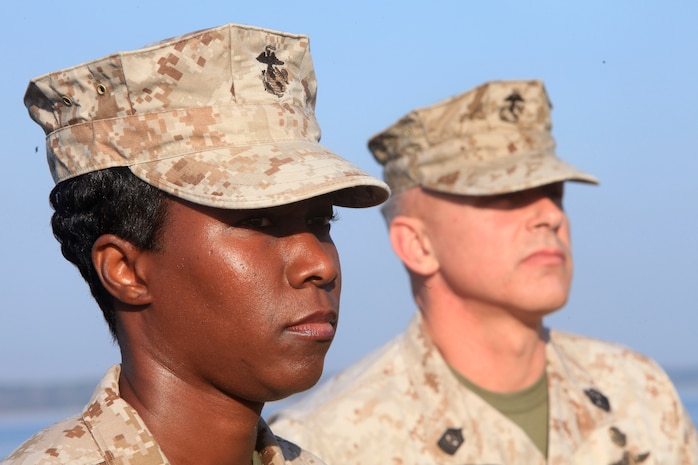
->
[1,0,696,385]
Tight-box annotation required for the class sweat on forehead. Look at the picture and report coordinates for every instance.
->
[24,23,389,210]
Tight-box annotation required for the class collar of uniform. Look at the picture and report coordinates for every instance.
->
[80,365,302,465]
[402,313,545,463]
[544,329,618,459]
[80,365,172,464]
[255,418,312,465]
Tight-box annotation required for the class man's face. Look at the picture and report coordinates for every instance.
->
[417,182,572,320]
[132,195,341,402]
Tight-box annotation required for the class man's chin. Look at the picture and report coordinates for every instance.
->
[511,301,566,325]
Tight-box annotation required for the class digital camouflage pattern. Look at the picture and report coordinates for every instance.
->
[24,23,389,210]
[2,366,323,465]
[368,79,598,196]
[270,312,698,465]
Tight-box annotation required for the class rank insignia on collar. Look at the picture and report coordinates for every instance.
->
[584,387,611,412]
[609,426,627,447]
[437,427,464,455]
[609,426,651,464]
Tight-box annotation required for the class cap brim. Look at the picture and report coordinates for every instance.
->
[419,150,599,196]
[129,140,390,209]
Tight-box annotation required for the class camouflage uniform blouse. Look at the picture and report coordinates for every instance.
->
[270,313,698,465]
[2,365,323,465]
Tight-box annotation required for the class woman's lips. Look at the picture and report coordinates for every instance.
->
[286,311,337,340]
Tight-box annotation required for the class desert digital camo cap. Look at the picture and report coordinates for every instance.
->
[24,23,389,209]
[369,79,598,196]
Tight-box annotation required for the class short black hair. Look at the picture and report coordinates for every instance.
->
[49,167,169,338]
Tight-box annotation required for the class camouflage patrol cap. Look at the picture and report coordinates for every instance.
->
[24,23,389,209]
[368,79,598,196]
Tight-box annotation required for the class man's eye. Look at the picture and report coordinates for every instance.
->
[239,217,273,228]
[475,194,514,208]
[549,194,564,209]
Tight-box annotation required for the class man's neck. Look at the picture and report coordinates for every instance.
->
[421,298,548,393]
[118,358,262,465]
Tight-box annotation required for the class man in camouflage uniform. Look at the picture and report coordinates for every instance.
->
[4,23,389,465]
[270,80,698,464]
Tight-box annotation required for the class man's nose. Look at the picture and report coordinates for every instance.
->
[529,195,566,231]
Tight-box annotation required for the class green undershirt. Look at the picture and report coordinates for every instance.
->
[450,368,549,457]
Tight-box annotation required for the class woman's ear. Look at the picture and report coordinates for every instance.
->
[92,234,152,307]
[388,216,439,277]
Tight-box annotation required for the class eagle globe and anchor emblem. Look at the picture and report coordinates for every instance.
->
[256,44,289,97]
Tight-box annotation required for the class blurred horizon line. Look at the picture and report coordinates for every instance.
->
[2,365,698,416]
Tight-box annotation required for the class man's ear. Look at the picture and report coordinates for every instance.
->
[92,234,152,306]
[388,216,439,276]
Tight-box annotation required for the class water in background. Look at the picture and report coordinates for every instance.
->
[2,393,698,459]
[0,409,76,459]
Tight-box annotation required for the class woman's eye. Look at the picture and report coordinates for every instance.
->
[308,212,338,227]
[239,217,273,228]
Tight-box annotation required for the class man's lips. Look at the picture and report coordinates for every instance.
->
[522,248,566,265]
[286,310,338,340]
